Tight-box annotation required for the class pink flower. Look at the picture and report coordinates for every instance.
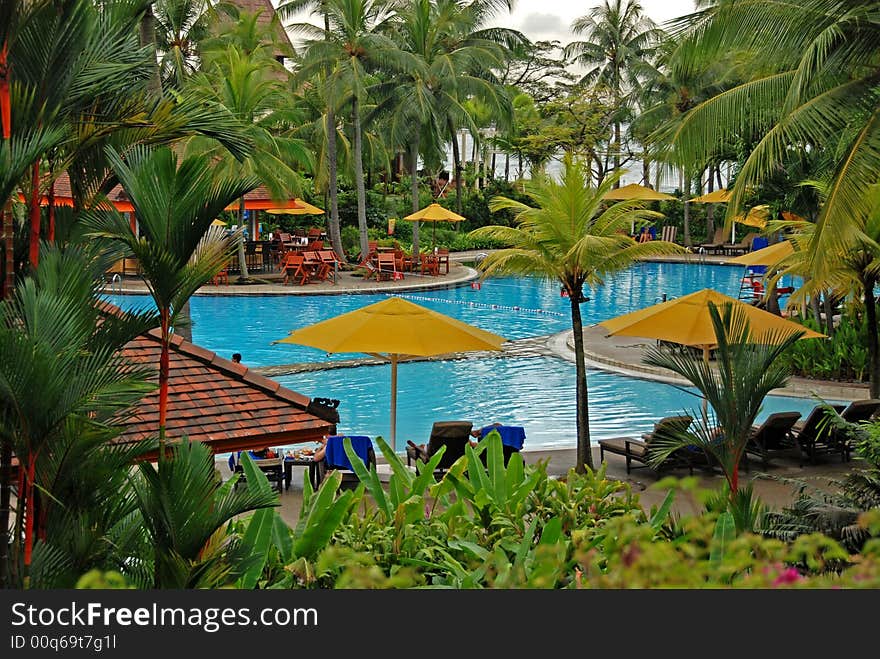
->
[772,567,802,587]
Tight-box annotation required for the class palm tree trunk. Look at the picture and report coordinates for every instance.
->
[642,156,649,187]
[705,166,716,242]
[2,200,12,300]
[682,170,692,247]
[451,122,463,214]
[139,5,161,94]
[47,175,55,242]
[326,107,343,260]
[612,121,621,181]
[158,309,171,454]
[0,441,11,586]
[352,98,369,260]
[236,200,249,282]
[863,274,880,398]
[821,294,836,338]
[569,285,593,473]
[410,136,420,256]
[28,161,40,268]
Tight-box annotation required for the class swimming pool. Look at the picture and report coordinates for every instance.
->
[105,261,753,367]
[105,261,830,449]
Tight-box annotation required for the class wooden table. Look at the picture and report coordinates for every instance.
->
[284,455,316,490]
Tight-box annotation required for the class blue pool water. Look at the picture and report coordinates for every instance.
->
[106,262,831,449]
[106,261,751,367]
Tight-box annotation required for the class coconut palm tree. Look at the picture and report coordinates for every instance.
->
[153,0,215,90]
[82,145,260,449]
[659,0,880,276]
[0,244,157,586]
[643,303,802,504]
[279,0,347,258]
[187,43,312,281]
[375,0,516,254]
[469,155,683,473]
[293,0,409,259]
[564,0,661,178]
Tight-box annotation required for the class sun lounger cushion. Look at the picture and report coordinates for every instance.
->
[479,425,526,450]
[324,435,373,471]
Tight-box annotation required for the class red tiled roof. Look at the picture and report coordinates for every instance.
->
[115,328,335,456]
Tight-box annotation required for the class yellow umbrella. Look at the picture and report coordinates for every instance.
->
[689,188,733,204]
[403,203,466,247]
[599,288,825,415]
[273,296,507,450]
[734,205,770,228]
[728,240,795,267]
[210,219,227,227]
[602,183,676,201]
[267,199,325,215]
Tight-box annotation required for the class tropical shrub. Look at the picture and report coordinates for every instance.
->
[781,313,870,382]
[250,434,880,589]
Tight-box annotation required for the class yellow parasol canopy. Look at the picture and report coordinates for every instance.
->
[210,219,227,227]
[733,204,771,228]
[689,188,733,203]
[599,289,825,414]
[403,203,466,247]
[728,240,795,266]
[403,203,466,222]
[602,183,676,201]
[267,199,325,215]
[274,296,507,449]
[599,288,824,349]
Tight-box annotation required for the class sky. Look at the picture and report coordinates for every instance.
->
[276,1,699,45]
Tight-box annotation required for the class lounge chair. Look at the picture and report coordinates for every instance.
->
[406,420,474,475]
[598,415,697,474]
[660,225,677,243]
[697,228,729,254]
[829,398,880,460]
[723,232,759,256]
[744,411,802,468]
[793,404,847,464]
[312,435,376,490]
[475,423,526,466]
[229,450,284,493]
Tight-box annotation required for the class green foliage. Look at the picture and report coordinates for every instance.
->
[781,313,870,382]
[75,570,133,590]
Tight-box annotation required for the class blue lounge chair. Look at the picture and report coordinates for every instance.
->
[313,435,376,490]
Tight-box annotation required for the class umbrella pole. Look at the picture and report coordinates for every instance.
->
[390,354,398,452]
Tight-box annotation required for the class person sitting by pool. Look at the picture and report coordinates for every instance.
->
[231,352,242,364]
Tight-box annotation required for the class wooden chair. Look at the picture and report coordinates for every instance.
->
[393,248,409,272]
[660,226,677,243]
[307,227,322,241]
[376,252,397,281]
[303,250,329,281]
[436,248,450,274]
[309,239,324,250]
[358,240,379,266]
[210,264,229,285]
[420,252,440,276]
[281,253,309,285]
[318,250,341,283]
